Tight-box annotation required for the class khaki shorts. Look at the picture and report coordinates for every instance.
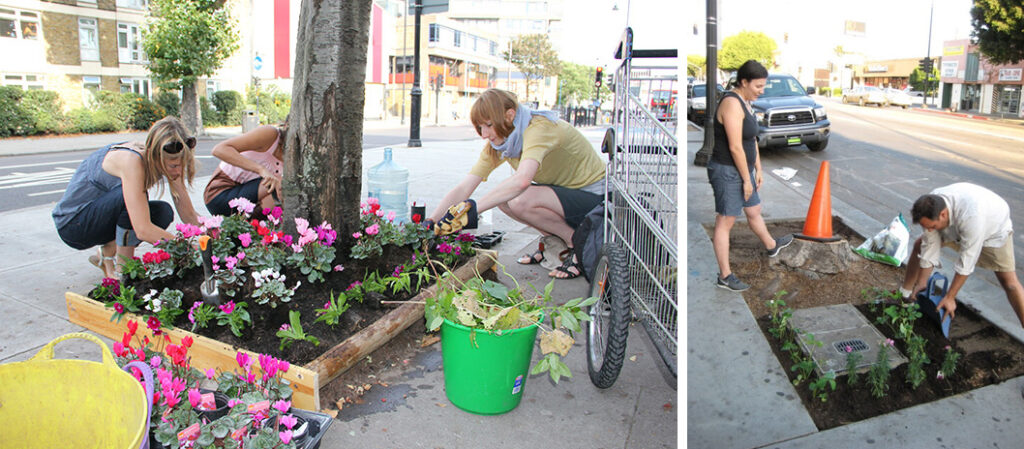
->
[943,234,1016,273]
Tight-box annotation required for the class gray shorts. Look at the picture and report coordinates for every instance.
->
[707,160,760,217]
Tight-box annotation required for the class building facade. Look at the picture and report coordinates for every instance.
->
[2,0,152,109]
[939,39,1024,116]
[853,58,923,90]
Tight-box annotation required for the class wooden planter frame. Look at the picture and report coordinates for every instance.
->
[66,249,498,410]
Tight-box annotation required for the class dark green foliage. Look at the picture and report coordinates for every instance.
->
[155,91,181,118]
[22,90,64,134]
[129,95,166,130]
[212,90,244,125]
[200,96,221,126]
[971,0,1024,64]
[0,86,35,137]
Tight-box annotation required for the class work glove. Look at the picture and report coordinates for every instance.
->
[434,199,478,236]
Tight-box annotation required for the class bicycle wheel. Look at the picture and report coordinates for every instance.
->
[586,243,631,389]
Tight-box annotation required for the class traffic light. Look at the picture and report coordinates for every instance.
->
[595,67,603,88]
[918,57,933,73]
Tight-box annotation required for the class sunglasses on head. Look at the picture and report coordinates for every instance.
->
[162,136,197,154]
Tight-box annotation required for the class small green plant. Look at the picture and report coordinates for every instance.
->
[215,300,252,338]
[868,339,894,398]
[276,310,320,350]
[904,334,930,389]
[843,345,863,385]
[791,358,816,387]
[187,301,218,332]
[251,268,299,308]
[766,292,792,340]
[938,345,961,380]
[809,371,837,402]
[314,291,351,327]
[142,287,184,326]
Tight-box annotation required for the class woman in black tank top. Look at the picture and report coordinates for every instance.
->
[706,60,793,292]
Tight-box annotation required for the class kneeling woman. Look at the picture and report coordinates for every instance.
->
[53,116,201,278]
[203,124,283,216]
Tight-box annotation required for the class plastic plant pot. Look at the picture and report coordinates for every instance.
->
[194,389,230,423]
[261,415,308,443]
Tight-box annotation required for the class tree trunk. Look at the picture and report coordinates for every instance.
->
[181,81,205,137]
[284,0,371,242]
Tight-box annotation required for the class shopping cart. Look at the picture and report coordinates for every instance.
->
[586,28,678,388]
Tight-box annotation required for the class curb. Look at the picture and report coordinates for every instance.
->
[912,107,991,121]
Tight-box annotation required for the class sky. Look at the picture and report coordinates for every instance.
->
[559,0,683,69]
[686,0,975,63]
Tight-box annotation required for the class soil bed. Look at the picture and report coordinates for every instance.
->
[708,218,1024,429]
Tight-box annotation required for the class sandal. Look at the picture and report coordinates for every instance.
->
[517,242,546,265]
[88,249,117,278]
[550,251,584,280]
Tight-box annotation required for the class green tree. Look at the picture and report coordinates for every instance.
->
[687,54,706,78]
[557,61,594,106]
[719,31,776,71]
[503,34,561,103]
[971,0,1024,64]
[143,0,240,135]
[909,67,939,95]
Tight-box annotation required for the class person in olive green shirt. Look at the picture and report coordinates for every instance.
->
[428,89,606,279]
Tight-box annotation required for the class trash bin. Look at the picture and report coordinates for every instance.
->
[242,110,259,133]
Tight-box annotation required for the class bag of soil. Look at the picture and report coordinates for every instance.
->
[853,213,910,266]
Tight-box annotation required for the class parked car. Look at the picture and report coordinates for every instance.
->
[725,73,831,152]
[686,83,723,124]
[883,88,913,109]
[842,86,888,107]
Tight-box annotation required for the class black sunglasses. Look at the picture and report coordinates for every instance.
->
[163,136,197,154]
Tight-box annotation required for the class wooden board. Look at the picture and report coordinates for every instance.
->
[65,249,497,410]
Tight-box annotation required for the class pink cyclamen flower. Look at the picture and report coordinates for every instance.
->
[229,197,256,216]
[387,210,396,222]
[150,356,162,368]
[281,234,294,246]
[188,388,202,408]
[333,264,345,272]
[279,431,293,444]
[366,197,379,205]
[291,244,304,253]
[279,414,298,430]
[197,215,223,230]
[352,232,363,239]
[366,224,380,236]
[273,399,291,414]
[375,209,385,217]
[227,399,243,408]
[236,352,251,370]
[238,233,252,248]
[205,368,216,380]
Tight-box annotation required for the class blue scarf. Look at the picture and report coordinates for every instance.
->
[491,104,561,159]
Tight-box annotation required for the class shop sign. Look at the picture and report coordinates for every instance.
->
[998,68,1022,82]
[943,45,964,56]
[941,61,959,78]
[866,64,888,73]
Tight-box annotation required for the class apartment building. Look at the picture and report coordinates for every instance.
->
[2,0,151,109]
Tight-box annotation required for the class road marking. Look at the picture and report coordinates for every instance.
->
[0,167,75,190]
[880,178,929,186]
[0,160,82,170]
[28,189,66,197]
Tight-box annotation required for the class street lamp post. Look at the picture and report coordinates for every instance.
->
[408,0,422,147]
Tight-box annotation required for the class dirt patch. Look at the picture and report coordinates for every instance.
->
[706,218,1024,430]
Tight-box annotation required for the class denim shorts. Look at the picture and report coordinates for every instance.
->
[56,186,174,249]
[707,160,760,217]
[206,178,262,216]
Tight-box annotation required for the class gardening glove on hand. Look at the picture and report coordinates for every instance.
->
[434,199,478,236]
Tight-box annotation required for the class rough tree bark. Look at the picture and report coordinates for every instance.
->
[283,0,371,241]
[181,81,205,137]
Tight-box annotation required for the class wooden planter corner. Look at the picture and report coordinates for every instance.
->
[66,249,498,410]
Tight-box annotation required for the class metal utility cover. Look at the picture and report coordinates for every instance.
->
[789,304,907,376]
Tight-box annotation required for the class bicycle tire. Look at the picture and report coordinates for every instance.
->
[586,243,631,388]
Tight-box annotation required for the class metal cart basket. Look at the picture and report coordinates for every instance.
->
[586,28,678,388]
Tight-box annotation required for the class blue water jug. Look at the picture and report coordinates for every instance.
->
[366,147,409,224]
[915,271,951,338]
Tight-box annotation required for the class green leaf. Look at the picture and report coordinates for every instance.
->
[543,279,555,300]
[564,297,582,308]
[530,355,551,375]
[427,315,444,331]
[482,280,509,301]
[579,296,599,307]
[559,309,580,332]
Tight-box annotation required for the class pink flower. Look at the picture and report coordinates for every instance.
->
[366,197,379,205]
[279,431,293,444]
[188,301,202,324]
[281,234,294,246]
[885,338,895,347]
[188,388,202,408]
[239,233,252,248]
[205,368,216,380]
[229,197,255,215]
[113,341,127,357]
[387,210,396,221]
[352,232,362,239]
[366,224,380,236]
[273,399,291,414]
[219,301,235,315]
[279,414,298,430]
[279,360,289,372]
[225,255,238,270]
[150,356,162,368]
[845,346,852,353]
[323,302,331,310]
[279,323,291,332]
[333,264,345,272]
[227,399,243,408]
[375,209,385,217]
[295,217,310,235]
[175,223,202,238]
[114,303,125,314]
[271,207,283,220]
[197,215,223,230]
[347,281,362,291]
[936,371,945,380]
[236,352,251,370]
[291,244,304,253]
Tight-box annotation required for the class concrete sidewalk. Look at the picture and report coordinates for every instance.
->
[0,126,678,449]
[685,126,1024,448]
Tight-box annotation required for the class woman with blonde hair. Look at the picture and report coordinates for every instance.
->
[429,88,606,279]
[53,116,201,278]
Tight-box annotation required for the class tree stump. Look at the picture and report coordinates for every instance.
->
[770,237,854,274]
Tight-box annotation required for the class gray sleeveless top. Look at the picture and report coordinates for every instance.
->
[52,143,142,229]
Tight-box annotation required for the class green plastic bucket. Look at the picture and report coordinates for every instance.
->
[440,313,542,415]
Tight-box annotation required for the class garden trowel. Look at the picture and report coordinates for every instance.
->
[915,271,951,339]
[198,235,221,305]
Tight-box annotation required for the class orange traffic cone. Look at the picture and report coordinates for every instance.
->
[797,161,841,242]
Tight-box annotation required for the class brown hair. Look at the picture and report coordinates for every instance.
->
[143,116,197,192]
[469,89,518,139]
